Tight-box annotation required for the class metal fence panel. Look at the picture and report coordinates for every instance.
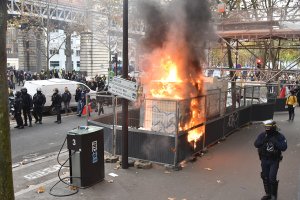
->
[205,117,225,146]
[142,99,178,135]
[223,111,240,136]
[251,104,274,121]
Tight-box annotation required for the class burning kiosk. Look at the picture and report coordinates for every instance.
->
[141,55,206,150]
[90,0,221,166]
[137,0,214,151]
[89,0,275,166]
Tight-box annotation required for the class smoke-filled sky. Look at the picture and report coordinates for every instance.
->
[139,0,215,52]
[137,0,216,97]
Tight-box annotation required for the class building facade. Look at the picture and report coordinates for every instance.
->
[49,29,81,72]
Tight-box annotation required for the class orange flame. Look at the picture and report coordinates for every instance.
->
[145,53,206,148]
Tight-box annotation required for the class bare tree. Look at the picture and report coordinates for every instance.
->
[9,0,84,76]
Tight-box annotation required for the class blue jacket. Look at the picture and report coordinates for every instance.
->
[254,131,287,160]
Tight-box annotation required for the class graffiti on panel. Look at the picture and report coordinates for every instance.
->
[151,105,176,134]
[227,112,239,128]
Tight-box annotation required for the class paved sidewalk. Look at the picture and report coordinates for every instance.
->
[15,108,300,200]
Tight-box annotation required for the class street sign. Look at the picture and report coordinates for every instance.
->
[108,77,138,101]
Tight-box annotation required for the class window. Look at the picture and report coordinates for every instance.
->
[50,61,59,68]
[76,50,80,56]
[6,48,12,54]
[50,49,59,55]
[77,61,80,68]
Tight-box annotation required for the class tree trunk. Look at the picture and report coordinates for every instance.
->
[0,0,15,199]
[226,38,236,110]
[65,33,73,73]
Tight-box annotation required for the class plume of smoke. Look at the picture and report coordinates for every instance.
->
[138,0,216,89]
[137,1,168,51]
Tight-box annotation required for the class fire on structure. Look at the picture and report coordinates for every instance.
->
[138,0,215,148]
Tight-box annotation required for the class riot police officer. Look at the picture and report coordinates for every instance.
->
[51,88,62,124]
[254,120,287,200]
[33,88,46,124]
[14,91,24,129]
[21,87,33,127]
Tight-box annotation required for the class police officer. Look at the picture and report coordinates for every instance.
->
[254,120,287,200]
[21,87,33,127]
[14,91,24,129]
[33,88,46,124]
[51,88,62,124]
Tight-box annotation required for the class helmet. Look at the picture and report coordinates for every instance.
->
[263,120,277,131]
[15,91,22,97]
[37,88,42,92]
[21,87,27,93]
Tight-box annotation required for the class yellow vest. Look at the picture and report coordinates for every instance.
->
[286,95,297,105]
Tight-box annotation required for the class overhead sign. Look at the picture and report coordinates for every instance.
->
[108,77,138,101]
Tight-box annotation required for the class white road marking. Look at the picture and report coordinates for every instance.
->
[23,165,62,180]
[15,174,69,197]
[13,150,68,172]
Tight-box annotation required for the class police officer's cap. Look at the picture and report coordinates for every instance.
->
[263,119,276,130]
[21,87,27,91]
[15,91,22,97]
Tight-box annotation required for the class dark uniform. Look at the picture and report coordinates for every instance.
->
[14,91,24,129]
[51,88,62,124]
[75,86,82,114]
[254,120,287,200]
[33,88,46,124]
[21,87,33,127]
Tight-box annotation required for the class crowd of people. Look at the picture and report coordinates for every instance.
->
[7,66,131,129]
[13,87,46,129]
[11,84,94,129]
[7,68,109,93]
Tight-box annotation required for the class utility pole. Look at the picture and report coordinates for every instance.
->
[122,0,129,169]
[0,0,15,199]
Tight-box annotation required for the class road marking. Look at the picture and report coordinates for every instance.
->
[15,174,69,197]
[24,165,62,180]
[13,150,68,172]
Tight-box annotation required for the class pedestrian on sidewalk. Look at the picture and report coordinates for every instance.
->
[62,87,72,114]
[254,120,287,200]
[51,88,62,124]
[285,90,297,121]
[77,89,89,117]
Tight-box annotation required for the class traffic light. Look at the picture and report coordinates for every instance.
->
[256,59,262,69]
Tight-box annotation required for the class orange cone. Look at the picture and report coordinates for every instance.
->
[82,103,92,115]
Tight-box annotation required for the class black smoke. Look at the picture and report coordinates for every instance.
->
[137,1,168,50]
[138,0,216,72]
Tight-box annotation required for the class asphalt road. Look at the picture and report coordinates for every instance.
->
[10,113,86,163]
[10,102,123,164]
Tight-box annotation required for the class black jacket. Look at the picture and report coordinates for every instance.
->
[21,93,33,110]
[14,96,23,114]
[33,93,46,107]
[62,91,72,103]
[75,88,82,102]
[254,131,287,160]
[51,93,62,108]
